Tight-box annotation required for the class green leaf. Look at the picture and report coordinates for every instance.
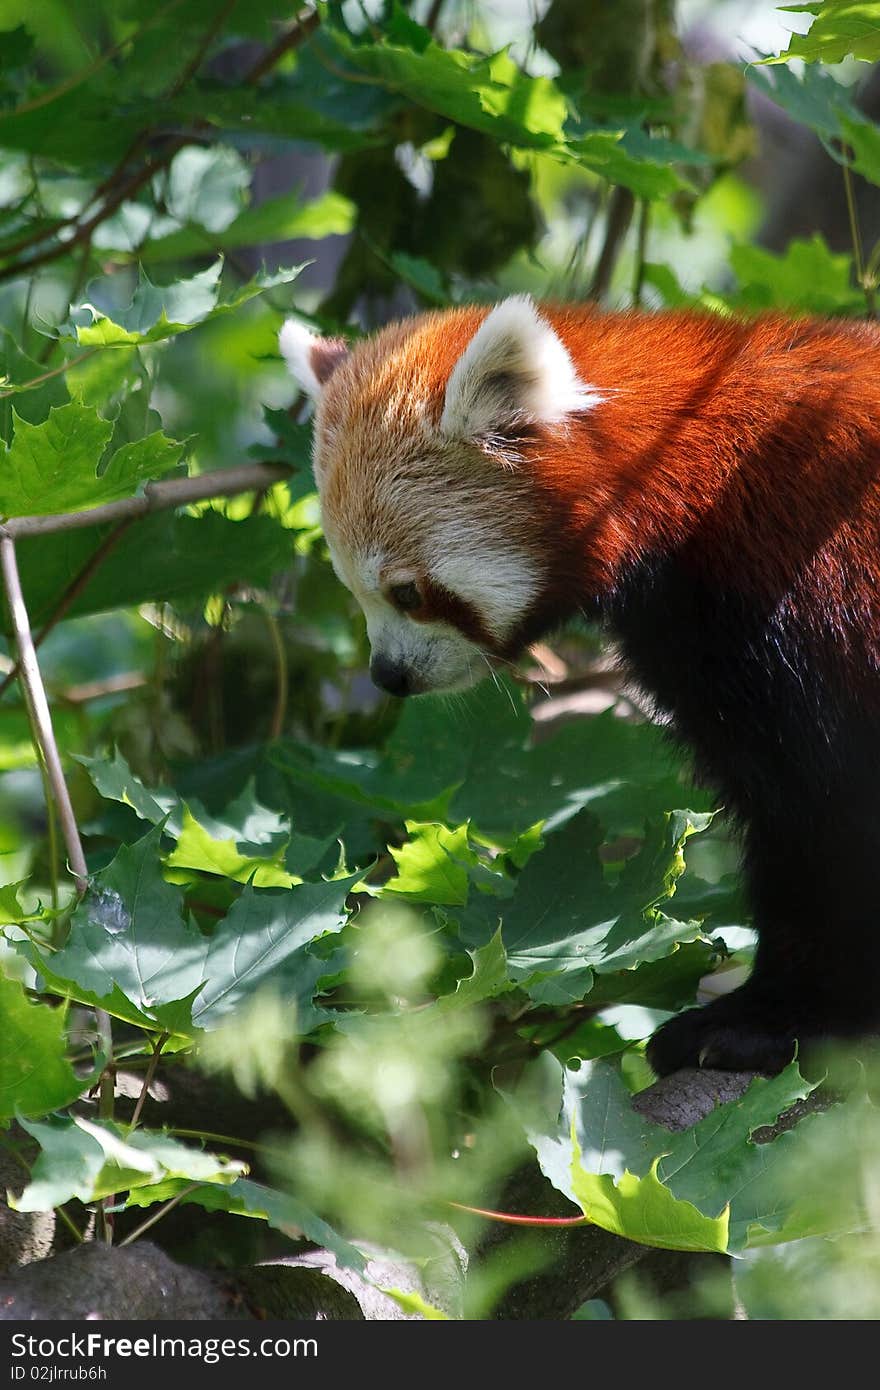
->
[454,809,713,1003]
[12,512,292,631]
[166,806,295,887]
[11,1114,244,1211]
[326,31,567,149]
[0,881,28,924]
[381,1288,449,1319]
[451,704,713,837]
[747,61,859,140]
[78,749,180,830]
[162,144,250,234]
[0,330,69,441]
[383,822,477,905]
[80,752,335,877]
[388,251,452,305]
[0,25,34,73]
[510,1055,821,1251]
[568,130,693,200]
[0,975,87,1120]
[840,111,880,186]
[571,1156,730,1253]
[189,876,356,1032]
[26,826,353,1036]
[131,191,356,266]
[729,235,864,314]
[271,690,710,845]
[436,930,513,1012]
[763,2,880,64]
[0,405,183,518]
[29,824,204,1033]
[164,51,395,153]
[64,261,304,347]
[319,30,690,197]
[127,1175,366,1274]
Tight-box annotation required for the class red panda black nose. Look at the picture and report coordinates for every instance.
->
[370,655,412,697]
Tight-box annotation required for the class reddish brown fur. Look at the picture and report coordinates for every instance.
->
[321,304,880,674]
[303,301,880,1073]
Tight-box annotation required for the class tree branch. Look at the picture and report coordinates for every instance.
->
[0,533,88,892]
[0,5,320,283]
[0,519,134,699]
[588,186,635,301]
[244,8,321,84]
[3,461,290,540]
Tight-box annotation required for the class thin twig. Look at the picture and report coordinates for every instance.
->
[0,6,320,284]
[0,0,188,122]
[167,0,240,99]
[35,749,60,922]
[843,157,877,316]
[631,197,650,307]
[54,1204,85,1244]
[62,671,147,704]
[588,186,635,301]
[264,608,288,739]
[129,1033,169,1131]
[244,8,320,84]
[97,1008,116,1244]
[118,1183,202,1246]
[4,462,289,539]
[0,519,134,699]
[0,350,100,400]
[426,0,446,33]
[0,533,88,891]
[0,531,116,1244]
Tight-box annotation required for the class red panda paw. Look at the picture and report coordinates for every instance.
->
[645,990,804,1078]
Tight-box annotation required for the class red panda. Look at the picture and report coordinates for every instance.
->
[280,296,880,1077]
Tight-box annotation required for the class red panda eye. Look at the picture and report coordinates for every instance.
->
[388,581,422,613]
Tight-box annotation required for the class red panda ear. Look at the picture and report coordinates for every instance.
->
[279,319,349,400]
[439,295,598,442]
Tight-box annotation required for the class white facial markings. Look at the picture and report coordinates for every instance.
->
[326,541,491,693]
[440,295,602,441]
[427,523,539,641]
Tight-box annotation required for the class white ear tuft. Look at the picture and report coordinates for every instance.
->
[279,318,349,399]
[440,295,599,441]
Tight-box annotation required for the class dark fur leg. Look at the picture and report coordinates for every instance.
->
[648,812,880,1076]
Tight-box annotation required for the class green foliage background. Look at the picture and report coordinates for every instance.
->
[2,0,880,1320]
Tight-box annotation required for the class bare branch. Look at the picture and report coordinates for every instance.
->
[4,462,290,540]
[0,534,88,891]
[588,186,635,301]
[244,9,321,84]
[0,0,316,283]
[0,520,134,699]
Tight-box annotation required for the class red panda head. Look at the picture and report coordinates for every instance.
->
[279,297,601,696]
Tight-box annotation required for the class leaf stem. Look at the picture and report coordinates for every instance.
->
[0,350,100,400]
[843,157,877,316]
[264,608,289,739]
[117,1183,202,1246]
[448,1200,590,1228]
[55,1204,85,1244]
[129,1033,169,1131]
